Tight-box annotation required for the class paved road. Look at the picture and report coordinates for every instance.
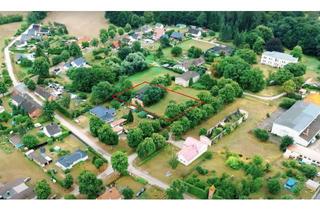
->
[244,92,286,101]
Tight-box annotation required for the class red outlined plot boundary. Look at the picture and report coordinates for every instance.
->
[112,81,206,123]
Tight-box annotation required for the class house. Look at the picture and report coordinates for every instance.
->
[177,137,209,166]
[25,149,52,167]
[112,126,124,135]
[11,93,42,118]
[284,178,297,190]
[188,27,201,38]
[140,25,152,34]
[175,71,200,87]
[192,57,205,67]
[89,106,116,123]
[110,118,127,128]
[64,57,87,70]
[131,86,149,107]
[206,45,234,56]
[9,134,23,149]
[77,36,91,45]
[97,187,122,200]
[271,101,320,147]
[305,179,320,191]
[15,53,35,64]
[71,57,87,68]
[112,40,121,49]
[43,123,62,138]
[155,23,164,29]
[35,86,56,101]
[170,31,184,41]
[176,24,187,29]
[153,28,165,41]
[261,51,298,68]
[56,149,88,170]
[0,178,35,199]
[283,144,320,166]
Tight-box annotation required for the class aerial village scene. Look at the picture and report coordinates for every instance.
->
[0,11,320,200]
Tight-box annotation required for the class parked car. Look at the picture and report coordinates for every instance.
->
[136,187,146,197]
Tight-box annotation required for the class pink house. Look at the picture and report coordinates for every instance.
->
[153,28,165,41]
[177,137,209,166]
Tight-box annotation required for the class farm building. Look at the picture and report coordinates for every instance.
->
[0,178,35,199]
[283,144,320,166]
[271,101,320,147]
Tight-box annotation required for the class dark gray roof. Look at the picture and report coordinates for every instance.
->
[274,101,320,133]
[27,149,52,166]
[177,71,200,81]
[188,28,200,35]
[263,51,298,62]
[207,45,234,56]
[12,93,41,114]
[35,86,52,100]
[0,178,35,199]
[57,149,87,168]
[12,94,25,105]
[44,123,61,136]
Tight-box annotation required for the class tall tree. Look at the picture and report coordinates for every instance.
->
[78,171,104,199]
[111,151,128,175]
[35,180,51,199]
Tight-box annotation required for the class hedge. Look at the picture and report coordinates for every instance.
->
[55,102,72,118]
[182,181,208,199]
[0,14,23,25]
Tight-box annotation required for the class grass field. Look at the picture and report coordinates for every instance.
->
[114,176,166,199]
[128,66,178,85]
[0,149,68,197]
[163,39,214,59]
[136,144,205,184]
[0,21,21,65]
[44,12,108,38]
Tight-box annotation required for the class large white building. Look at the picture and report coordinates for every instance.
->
[261,51,298,68]
[283,144,320,166]
[271,101,320,147]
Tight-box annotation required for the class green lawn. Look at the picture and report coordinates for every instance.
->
[128,66,178,85]
[163,39,215,60]
[135,144,205,184]
[114,175,166,199]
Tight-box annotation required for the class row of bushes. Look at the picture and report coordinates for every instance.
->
[0,14,23,25]
[182,180,208,199]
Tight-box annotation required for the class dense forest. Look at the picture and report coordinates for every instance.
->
[105,11,320,57]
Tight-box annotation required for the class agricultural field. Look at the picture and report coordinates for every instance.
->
[0,21,21,64]
[44,12,108,38]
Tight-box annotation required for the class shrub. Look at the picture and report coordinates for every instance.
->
[168,155,179,169]
[280,135,294,152]
[203,151,213,160]
[122,187,134,199]
[137,111,147,118]
[195,166,208,175]
[253,128,269,141]
[226,156,243,170]
[267,178,281,194]
[279,97,296,109]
